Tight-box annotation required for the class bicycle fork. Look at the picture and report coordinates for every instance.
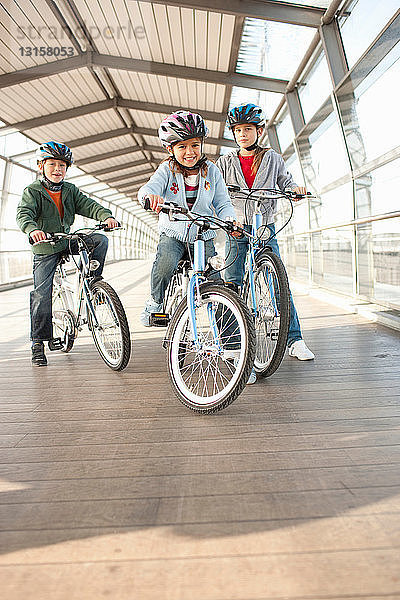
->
[187,238,222,354]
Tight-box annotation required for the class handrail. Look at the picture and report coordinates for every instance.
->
[279,210,400,237]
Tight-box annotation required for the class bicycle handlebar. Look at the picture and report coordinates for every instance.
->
[142,197,245,235]
[227,185,313,201]
[29,223,122,245]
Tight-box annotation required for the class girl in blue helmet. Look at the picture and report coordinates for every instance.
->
[217,103,314,365]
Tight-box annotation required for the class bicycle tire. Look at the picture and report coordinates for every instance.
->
[165,283,256,413]
[52,287,75,353]
[243,250,290,378]
[88,280,131,371]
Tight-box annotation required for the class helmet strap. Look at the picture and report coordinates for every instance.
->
[244,141,259,151]
[40,173,64,192]
[175,153,207,172]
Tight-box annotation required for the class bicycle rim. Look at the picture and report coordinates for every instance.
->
[167,284,255,413]
[89,281,131,370]
[246,253,289,377]
[52,289,75,352]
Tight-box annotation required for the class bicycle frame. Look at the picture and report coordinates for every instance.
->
[187,236,222,352]
[53,239,100,331]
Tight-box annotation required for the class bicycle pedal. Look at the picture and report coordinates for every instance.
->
[150,313,170,327]
[48,337,64,351]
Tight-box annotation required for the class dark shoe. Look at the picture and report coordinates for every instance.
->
[31,342,47,367]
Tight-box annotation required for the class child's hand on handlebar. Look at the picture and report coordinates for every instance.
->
[145,195,164,213]
[292,186,307,201]
[29,230,48,244]
[102,217,120,230]
[227,220,243,238]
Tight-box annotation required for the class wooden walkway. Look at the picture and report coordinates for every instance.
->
[0,258,399,600]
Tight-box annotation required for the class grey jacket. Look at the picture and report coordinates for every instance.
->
[216,149,297,225]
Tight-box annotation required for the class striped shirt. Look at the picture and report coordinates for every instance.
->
[184,173,199,210]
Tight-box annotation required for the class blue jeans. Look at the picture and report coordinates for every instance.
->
[224,224,302,347]
[30,233,108,342]
[150,234,219,305]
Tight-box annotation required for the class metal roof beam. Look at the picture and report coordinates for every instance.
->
[0,53,288,94]
[118,176,153,190]
[117,99,226,123]
[76,146,141,166]
[88,158,149,176]
[94,54,288,93]
[0,99,226,136]
[144,0,325,28]
[0,100,114,133]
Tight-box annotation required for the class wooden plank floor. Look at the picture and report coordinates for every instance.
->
[0,259,399,600]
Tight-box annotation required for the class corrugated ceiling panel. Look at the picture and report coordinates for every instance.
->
[128,110,168,129]
[137,1,163,62]
[73,135,135,161]
[0,68,104,123]
[109,70,226,112]
[0,0,71,73]
[72,0,120,56]
[23,109,122,141]
[83,151,145,170]
[70,2,235,69]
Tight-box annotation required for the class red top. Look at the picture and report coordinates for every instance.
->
[239,154,256,189]
[46,189,64,220]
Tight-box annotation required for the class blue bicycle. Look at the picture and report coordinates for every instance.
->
[145,201,256,413]
[227,186,305,378]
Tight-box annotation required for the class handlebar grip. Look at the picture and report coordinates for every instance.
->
[28,232,54,245]
[143,197,151,211]
[101,221,121,231]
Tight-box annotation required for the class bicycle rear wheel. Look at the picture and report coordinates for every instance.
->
[244,250,290,377]
[88,280,131,371]
[166,283,256,413]
[52,286,75,352]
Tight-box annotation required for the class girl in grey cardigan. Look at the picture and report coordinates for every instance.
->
[138,111,236,326]
[217,103,314,363]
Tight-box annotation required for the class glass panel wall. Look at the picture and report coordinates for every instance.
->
[339,0,399,69]
[274,2,400,311]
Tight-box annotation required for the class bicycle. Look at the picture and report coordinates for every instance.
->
[227,186,309,378]
[144,199,256,413]
[31,224,131,371]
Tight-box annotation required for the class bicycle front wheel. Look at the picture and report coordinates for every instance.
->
[52,285,75,353]
[244,250,290,377]
[166,284,256,413]
[88,280,131,371]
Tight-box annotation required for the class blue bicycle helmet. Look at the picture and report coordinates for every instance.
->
[36,141,73,167]
[227,103,266,129]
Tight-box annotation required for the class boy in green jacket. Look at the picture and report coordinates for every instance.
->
[16,142,119,366]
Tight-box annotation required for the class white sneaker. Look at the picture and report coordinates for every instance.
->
[247,368,257,385]
[233,357,257,385]
[288,340,315,361]
[140,299,163,327]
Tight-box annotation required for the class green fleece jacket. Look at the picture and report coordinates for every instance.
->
[16,179,113,255]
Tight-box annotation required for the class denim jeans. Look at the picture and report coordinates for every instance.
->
[150,233,219,305]
[30,233,108,342]
[224,224,302,346]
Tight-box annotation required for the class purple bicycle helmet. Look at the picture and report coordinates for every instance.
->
[158,111,209,148]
